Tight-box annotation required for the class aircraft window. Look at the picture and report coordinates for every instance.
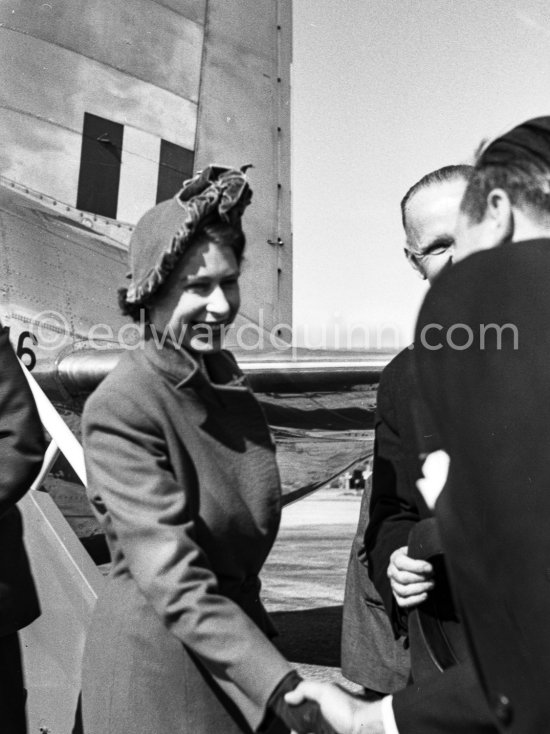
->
[77,112,123,219]
[156,140,194,203]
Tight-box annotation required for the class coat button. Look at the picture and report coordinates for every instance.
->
[491,693,513,726]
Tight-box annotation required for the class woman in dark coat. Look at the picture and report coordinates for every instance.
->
[80,166,330,734]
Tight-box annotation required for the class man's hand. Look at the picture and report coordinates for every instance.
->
[285,682,385,734]
[387,546,434,608]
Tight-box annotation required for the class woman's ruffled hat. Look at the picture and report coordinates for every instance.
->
[125,165,252,305]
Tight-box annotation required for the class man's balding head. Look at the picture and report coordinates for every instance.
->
[401,165,473,283]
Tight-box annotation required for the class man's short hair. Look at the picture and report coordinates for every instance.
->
[401,165,474,236]
[460,116,550,224]
[460,161,550,224]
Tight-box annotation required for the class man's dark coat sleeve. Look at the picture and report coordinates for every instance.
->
[341,474,410,693]
[0,325,45,514]
[364,350,423,635]
[392,659,498,733]
[0,324,45,635]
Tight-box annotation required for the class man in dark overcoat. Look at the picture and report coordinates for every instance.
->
[0,323,45,733]
[412,114,550,734]
[342,165,472,693]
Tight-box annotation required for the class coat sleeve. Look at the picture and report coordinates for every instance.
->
[364,367,420,636]
[341,474,411,693]
[0,326,45,515]
[82,387,293,733]
[392,659,498,733]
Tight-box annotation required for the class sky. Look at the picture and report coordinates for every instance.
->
[291,0,550,349]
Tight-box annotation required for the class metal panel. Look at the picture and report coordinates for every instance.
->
[195,0,292,331]
[155,0,206,24]
[18,490,103,734]
[157,140,195,203]
[77,113,124,219]
[0,29,197,143]
[275,0,293,329]
[118,127,161,224]
[0,0,292,342]
[0,107,83,212]
[0,28,197,209]
[0,183,129,361]
[0,0,203,100]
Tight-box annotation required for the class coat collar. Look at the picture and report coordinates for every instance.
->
[141,331,246,390]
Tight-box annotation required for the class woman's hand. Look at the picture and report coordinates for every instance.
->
[285,681,385,734]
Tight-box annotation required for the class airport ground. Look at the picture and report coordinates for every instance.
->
[263,486,364,692]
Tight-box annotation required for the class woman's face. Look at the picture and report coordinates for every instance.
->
[148,238,241,353]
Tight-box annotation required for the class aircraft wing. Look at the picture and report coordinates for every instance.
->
[52,345,390,396]
[42,345,387,504]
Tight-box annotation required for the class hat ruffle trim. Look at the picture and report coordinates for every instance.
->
[125,165,252,305]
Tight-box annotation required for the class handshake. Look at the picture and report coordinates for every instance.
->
[285,681,385,734]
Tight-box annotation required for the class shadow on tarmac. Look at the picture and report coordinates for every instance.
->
[271,605,343,667]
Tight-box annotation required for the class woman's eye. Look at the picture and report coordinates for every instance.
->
[186,282,210,294]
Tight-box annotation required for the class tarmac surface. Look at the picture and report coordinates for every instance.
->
[262,486,364,692]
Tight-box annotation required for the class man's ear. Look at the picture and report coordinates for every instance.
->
[404,248,427,279]
[485,188,514,243]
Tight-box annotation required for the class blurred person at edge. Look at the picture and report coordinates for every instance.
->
[79,166,335,734]
[287,116,550,733]
[341,165,472,696]
[0,325,46,734]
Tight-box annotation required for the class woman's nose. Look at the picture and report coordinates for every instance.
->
[206,285,231,317]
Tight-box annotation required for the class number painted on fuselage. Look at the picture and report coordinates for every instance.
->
[16,331,37,371]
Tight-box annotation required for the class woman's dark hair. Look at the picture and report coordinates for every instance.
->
[118,217,246,322]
